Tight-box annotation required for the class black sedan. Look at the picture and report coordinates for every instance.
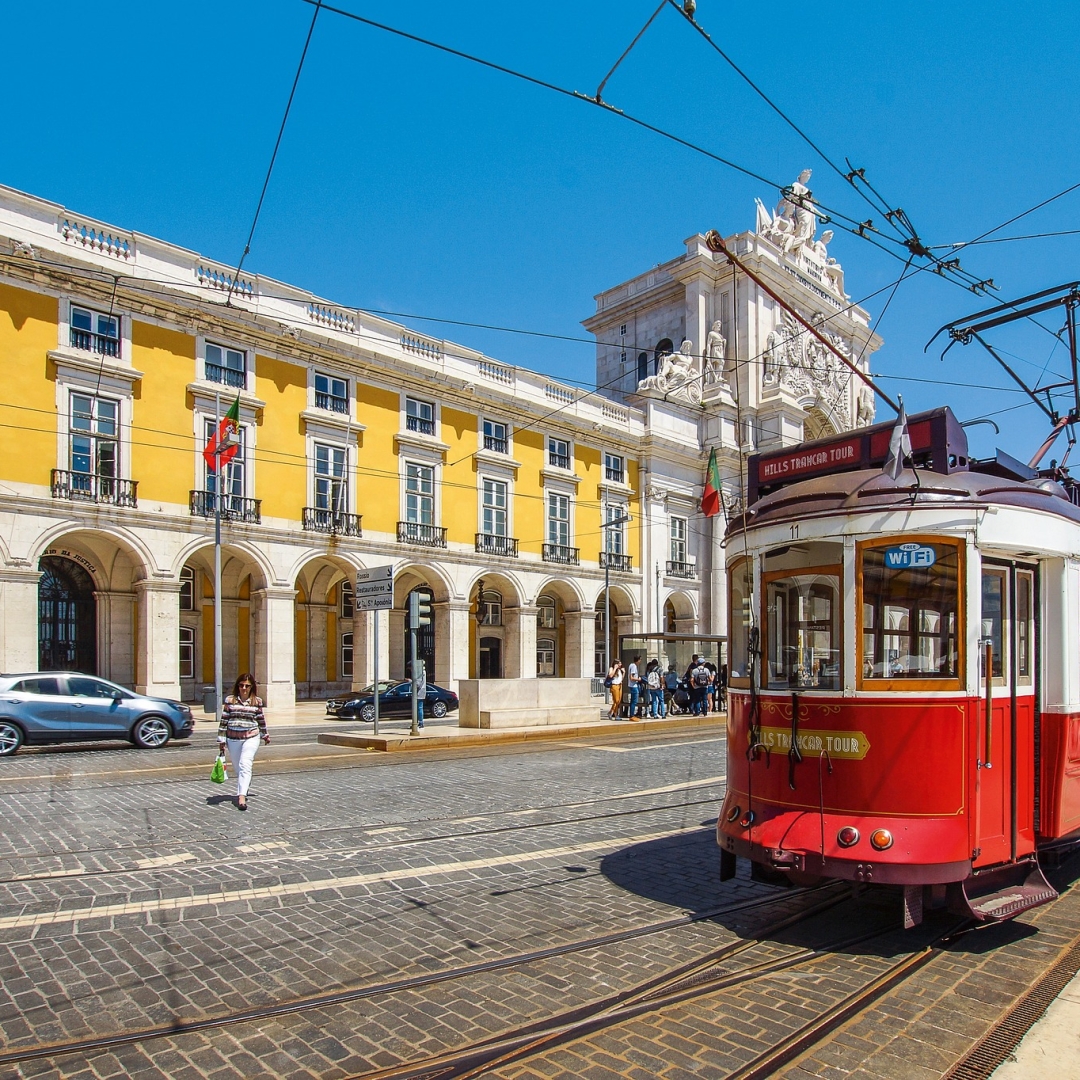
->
[327,682,459,722]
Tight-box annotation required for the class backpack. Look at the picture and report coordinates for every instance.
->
[692,664,710,688]
[647,669,661,690]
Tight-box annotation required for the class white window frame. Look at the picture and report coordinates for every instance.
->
[202,339,248,391]
[604,452,625,484]
[537,637,556,677]
[69,391,120,480]
[547,492,571,548]
[340,580,354,619]
[201,416,251,502]
[405,396,436,436]
[604,504,627,555]
[670,516,688,564]
[68,304,121,359]
[314,442,349,513]
[537,595,557,629]
[179,567,195,612]
[547,435,572,471]
[482,417,510,454]
[341,632,354,679]
[481,477,509,538]
[314,371,350,416]
[178,626,195,680]
[58,298,131,363]
[404,460,436,525]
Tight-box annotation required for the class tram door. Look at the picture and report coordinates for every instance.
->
[974,564,1037,868]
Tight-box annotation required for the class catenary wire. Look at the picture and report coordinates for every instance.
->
[227,1,323,303]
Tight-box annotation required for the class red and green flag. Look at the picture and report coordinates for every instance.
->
[701,447,722,518]
[203,397,241,472]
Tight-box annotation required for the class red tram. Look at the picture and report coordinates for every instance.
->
[716,406,1080,927]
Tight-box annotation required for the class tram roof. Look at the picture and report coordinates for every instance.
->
[732,462,1080,533]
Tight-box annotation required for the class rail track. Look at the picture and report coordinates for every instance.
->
[0,882,847,1072]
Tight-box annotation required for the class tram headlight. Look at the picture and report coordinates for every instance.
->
[726,804,741,823]
[869,828,894,851]
[739,810,755,828]
[837,827,859,848]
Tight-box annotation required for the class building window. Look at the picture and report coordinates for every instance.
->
[537,594,556,629]
[664,600,677,634]
[70,306,119,357]
[406,397,435,435]
[340,580,354,619]
[620,324,627,336]
[670,517,687,564]
[204,419,245,499]
[479,588,502,626]
[537,638,555,677]
[315,444,348,512]
[341,632,354,679]
[637,352,649,382]
[205,342,246,389]
[604,453,624,484]
[315,372,349,414]
[179,567,195,612]
[482,479,508,536]
[483,419,508,454]
[604,505,625,554]
[548,437,570,470]
[178,626,194,680]
[71,393,118,480]
[405,462,434,524]
[547,493,570,547]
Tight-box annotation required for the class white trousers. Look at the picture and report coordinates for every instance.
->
[226,736,260,797]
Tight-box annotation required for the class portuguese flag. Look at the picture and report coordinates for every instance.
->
[203,396,241,472]
[701,447,722,518]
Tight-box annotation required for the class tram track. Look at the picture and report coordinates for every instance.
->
[0,882,846,1070]
[0,787,725,885]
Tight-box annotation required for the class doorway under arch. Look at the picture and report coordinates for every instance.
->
[39,555,97,673]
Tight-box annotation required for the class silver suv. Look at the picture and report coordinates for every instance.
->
[0,672,195,756]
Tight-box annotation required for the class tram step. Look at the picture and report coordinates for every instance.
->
[954,861,1058,923]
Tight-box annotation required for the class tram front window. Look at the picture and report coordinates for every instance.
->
[763,562,841,690]
[860,540,961,683]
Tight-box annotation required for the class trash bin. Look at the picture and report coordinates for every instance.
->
[202,686,217,714]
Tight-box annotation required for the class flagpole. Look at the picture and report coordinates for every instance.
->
[213,392,223,728]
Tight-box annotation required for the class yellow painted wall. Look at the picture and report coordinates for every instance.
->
[627,459,642,564]
[443,406,477,545]
[578,443,602,563]
[201,603,214,683]
[513,427,545,557]
[254,353,306,519]
[294,582,308,683]
[357,383,400,534]
[0,283,59,484]
[130,322,195,503]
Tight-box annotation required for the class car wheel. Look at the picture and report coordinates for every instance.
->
[431,700,448,718]
[132,716,172,749]
[0,721,24,756]
[359,703,376,722]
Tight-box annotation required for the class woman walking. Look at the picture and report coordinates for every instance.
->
[218,673,269,811]
[607,659,625,719]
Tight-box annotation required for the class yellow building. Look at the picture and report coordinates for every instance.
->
[0,186,721,707]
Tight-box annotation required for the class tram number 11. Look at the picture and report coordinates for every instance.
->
[790,524,799,539]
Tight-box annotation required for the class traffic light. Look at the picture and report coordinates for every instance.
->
[408,590,432,629]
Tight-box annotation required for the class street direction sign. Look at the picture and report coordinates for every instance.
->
[355,564,394,610]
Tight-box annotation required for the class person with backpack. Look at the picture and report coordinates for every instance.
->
[686,655,711,716]
[646,659,666,718]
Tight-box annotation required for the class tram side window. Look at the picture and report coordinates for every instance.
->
[728,558,752,684]
[860,541,960,682]
[1017,571,1032,681]
[981,569,1005,680]
[764,569,841,690]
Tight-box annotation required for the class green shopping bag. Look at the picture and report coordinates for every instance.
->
[210,755,227,784]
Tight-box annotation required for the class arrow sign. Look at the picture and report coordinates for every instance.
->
[355,564,394,610]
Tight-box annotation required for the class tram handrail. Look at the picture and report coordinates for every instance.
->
[983,640,994,769]
[818,750,833,859]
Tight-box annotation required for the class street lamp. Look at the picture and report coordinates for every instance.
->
[474,578,485,678]
[599,511,632,676]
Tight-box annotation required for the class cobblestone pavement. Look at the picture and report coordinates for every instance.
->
[1,729,1078,1079]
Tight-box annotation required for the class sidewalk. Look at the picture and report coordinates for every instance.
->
[990,971,1080,1078]
[195,700,726,748]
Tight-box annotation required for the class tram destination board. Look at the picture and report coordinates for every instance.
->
[354,564,393,610]
[747,406,969,504]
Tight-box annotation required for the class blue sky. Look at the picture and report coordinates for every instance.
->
[3,1,1079,462]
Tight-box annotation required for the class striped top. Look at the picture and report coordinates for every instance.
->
[218,695,267,740]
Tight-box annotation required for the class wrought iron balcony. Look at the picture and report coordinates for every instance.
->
[543,543,580,565]
[204,362,246,389]
[604,466,625,483]
[405,414,435,436]
[190,490,261,524]
[69,328,120,357]
[476,533,518,558]
[303,508,363,536]
[666,560,696,579]
[52,469,137,507]
[483,434,508,454]
[599,552,633,572]
[315,390,349,414]
[548,451,571,470]
[397,521,447,548]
